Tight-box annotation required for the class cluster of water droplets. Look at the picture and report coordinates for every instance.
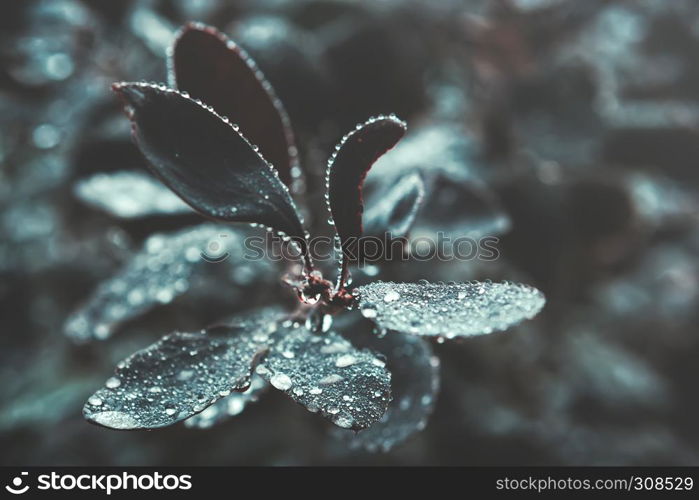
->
[74,170,191,219]
[254,325,392,430]
[83,306,394,431]
[83,317,278,430]
[304,308,334,332]
[334,332,440,453]
[183,374,267,429]
[356,280,546,338]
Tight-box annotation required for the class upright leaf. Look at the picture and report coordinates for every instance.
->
[169,23,298,187]
[326,115,406,287]
[112,82,309,266]
[356,281,545,338]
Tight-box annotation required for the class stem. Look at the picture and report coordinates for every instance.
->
[336,255,349,292]
[295,236,314,275]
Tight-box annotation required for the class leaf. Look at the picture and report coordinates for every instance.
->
[255,325,392,430]
[334,325,440,452]
[413,175,511,239]
[83,312,281,430]
[626,172,699,228]
[356,281,545,338]
[0,342,101,432]
[369,123,480,182]
[168,23,298,187]
[63,224,275,342]
[326,115,407,287]
[183,375,267,429]
[363,170,425,240]
[112,82,309,262]
[74,170,191,218]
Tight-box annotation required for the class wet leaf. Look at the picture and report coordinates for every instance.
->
[112,82,308,252]
[363,170,425,239]
[64,224,273,342]
[183,375,268,429]
[626,172,699,228]
[256,326,392,430]
[369,123,480,182]
[356,281,545,338]
[335,327,440,452]
[413,175,511,239]
[83,313,281,430]
[74,170,191,218]
[169,23,298,187]
[326,115,406,286]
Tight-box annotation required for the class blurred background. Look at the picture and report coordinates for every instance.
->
[1,0,699,465]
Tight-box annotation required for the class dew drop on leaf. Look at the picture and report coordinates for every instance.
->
[326,115,407,287]
[170,23,298,187]
[83,310,282,430]
[356,281,545,338]
[333,328,440,453]
[257,325,392,430]
[111,82,308,254]
[184,375,267,429]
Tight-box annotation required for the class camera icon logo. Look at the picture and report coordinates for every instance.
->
[200,233,231,263]
[5,472,29,495]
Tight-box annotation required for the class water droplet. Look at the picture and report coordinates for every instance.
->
[318,374,343,385]
[383,290,400,303]
[270,373,292,391]
[32,124,60,149]
[335,354,357,368]
[321,315,333,332]
[105,376,121,389]
[360,302,378,319]
[88,396,103,406]
[90,411,139,430]
[333,414,354,429]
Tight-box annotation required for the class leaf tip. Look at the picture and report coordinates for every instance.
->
[83,404,142,431]
[111,81,151,118]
